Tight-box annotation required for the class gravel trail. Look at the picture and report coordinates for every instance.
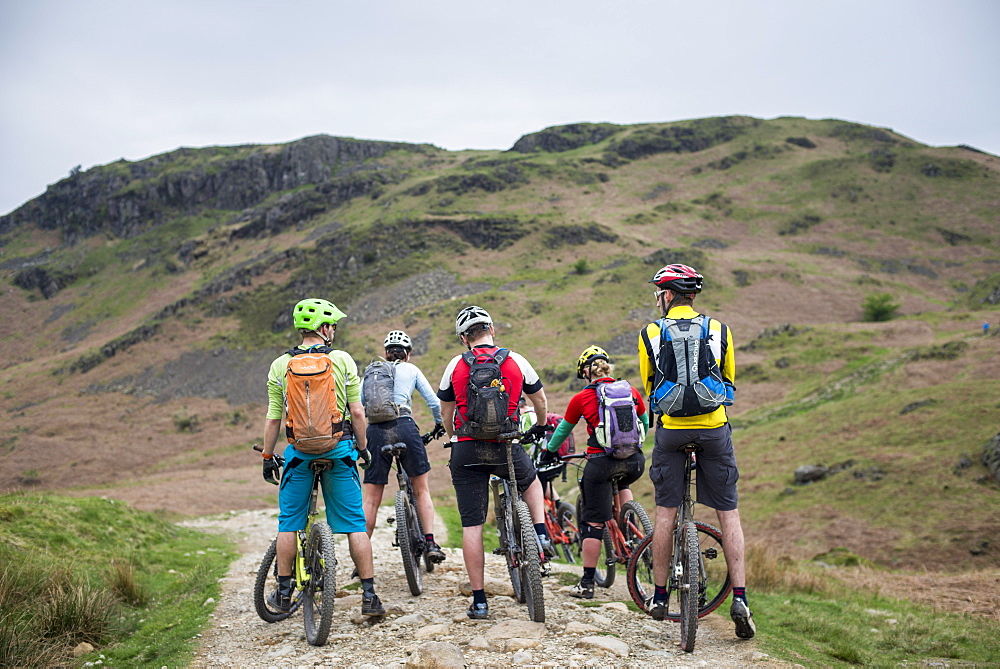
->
[181,507,781,668]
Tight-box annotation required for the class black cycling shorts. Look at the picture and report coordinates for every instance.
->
[449,439,538,527]
[363,417,431,486]
[650,423,739,511]
[578,452,645,525]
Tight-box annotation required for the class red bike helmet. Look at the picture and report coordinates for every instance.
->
[650,264,703,295]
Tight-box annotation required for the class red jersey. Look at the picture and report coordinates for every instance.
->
[563,377,646,454]
[437,344,543,442]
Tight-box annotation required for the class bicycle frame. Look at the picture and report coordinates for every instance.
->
[489,433,546,622]
[294,459,333,598]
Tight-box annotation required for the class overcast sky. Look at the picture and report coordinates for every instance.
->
[1,0,998,217]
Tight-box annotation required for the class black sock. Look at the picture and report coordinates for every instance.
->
[534,523,549,537]
[732,587,747,602]
[472,589,487,605]
[425,533,435,544]
[361,577,376,597]
[654,584,667,601]
[582,567,596,582]
[277,574,293,591]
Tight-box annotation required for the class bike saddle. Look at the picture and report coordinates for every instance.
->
[381,442,407,456]
[308,459,335,472]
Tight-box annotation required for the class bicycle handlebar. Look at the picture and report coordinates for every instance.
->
[252,443,285,465]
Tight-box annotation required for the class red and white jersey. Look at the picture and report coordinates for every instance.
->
[437,344,543,441]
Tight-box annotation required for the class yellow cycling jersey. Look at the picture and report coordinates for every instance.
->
[638,305,736,430]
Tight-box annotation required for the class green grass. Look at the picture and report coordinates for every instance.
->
[754,588,1000,667]
[0,493,233,667]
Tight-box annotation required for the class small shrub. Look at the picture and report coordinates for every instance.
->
[39,579,119,643]
[869,148,896,172]
[786,136,817,149]
[862,293,900,322]
[173,413,200,433]
[108,559,150,607]
[573,259,589,275]
[746,541,828,594]
[778,214,822,236]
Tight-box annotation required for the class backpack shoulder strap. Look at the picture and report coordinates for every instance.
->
[492,347,509,364]
[286,345,333,357]
[460,350,478,366]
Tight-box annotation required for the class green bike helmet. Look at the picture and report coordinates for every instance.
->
[292,298,346,331]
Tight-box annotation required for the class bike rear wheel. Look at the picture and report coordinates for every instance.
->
[678,521,700,652]
[302,522,337,646]
[626,521,731,618]
[253,538,299,622]
[396,490,423,596]
[514,500,545,622]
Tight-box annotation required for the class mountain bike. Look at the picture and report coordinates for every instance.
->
[564,453,653,600]
[383,430,442,597]
[489,431,546,622]
[252,445,338,646]
[625,443,733,653]
[525,435,579,563]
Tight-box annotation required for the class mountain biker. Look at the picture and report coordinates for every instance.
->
[520,396,573,504]
[638,264,754,639]
[541,345,648,599]
[361,330,448,563]
[437,305,555,620]
[259,298,385,619]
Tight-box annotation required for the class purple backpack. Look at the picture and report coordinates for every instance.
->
[595,380,645,459]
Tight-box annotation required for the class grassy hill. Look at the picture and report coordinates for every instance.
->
[1,115,998,583]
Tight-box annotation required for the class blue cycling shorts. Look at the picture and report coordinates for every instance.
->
[277,441,367,533]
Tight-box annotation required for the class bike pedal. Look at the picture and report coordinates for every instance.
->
[492,548,504,555]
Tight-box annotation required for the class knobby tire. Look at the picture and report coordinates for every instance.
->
[514,499,545,622]
[302,522,337,646]
[626,522,732,619]
[497,488,523,603]
[556,501,578,564]
[396,490,423,596]
[678,521,700,653]
[620,500,653,552]
[253,538,297,622]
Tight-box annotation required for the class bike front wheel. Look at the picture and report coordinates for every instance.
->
[253,538,299,622]
[514,500,545,623]
[496,487,523,602]
[396,490,423,596]
[556,501,579,564]
[620,500,653,556]
[626,521,732,619]
[679,521,700,652]
[302,522,337,646]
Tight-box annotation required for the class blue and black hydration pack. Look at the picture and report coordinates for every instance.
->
[647,314,735,418]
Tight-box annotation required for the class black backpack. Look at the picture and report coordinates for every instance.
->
[456,348,516,440]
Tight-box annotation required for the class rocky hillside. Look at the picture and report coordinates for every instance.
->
[1,116,997,568]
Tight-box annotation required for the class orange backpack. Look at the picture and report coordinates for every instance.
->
[284,347,344,454]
